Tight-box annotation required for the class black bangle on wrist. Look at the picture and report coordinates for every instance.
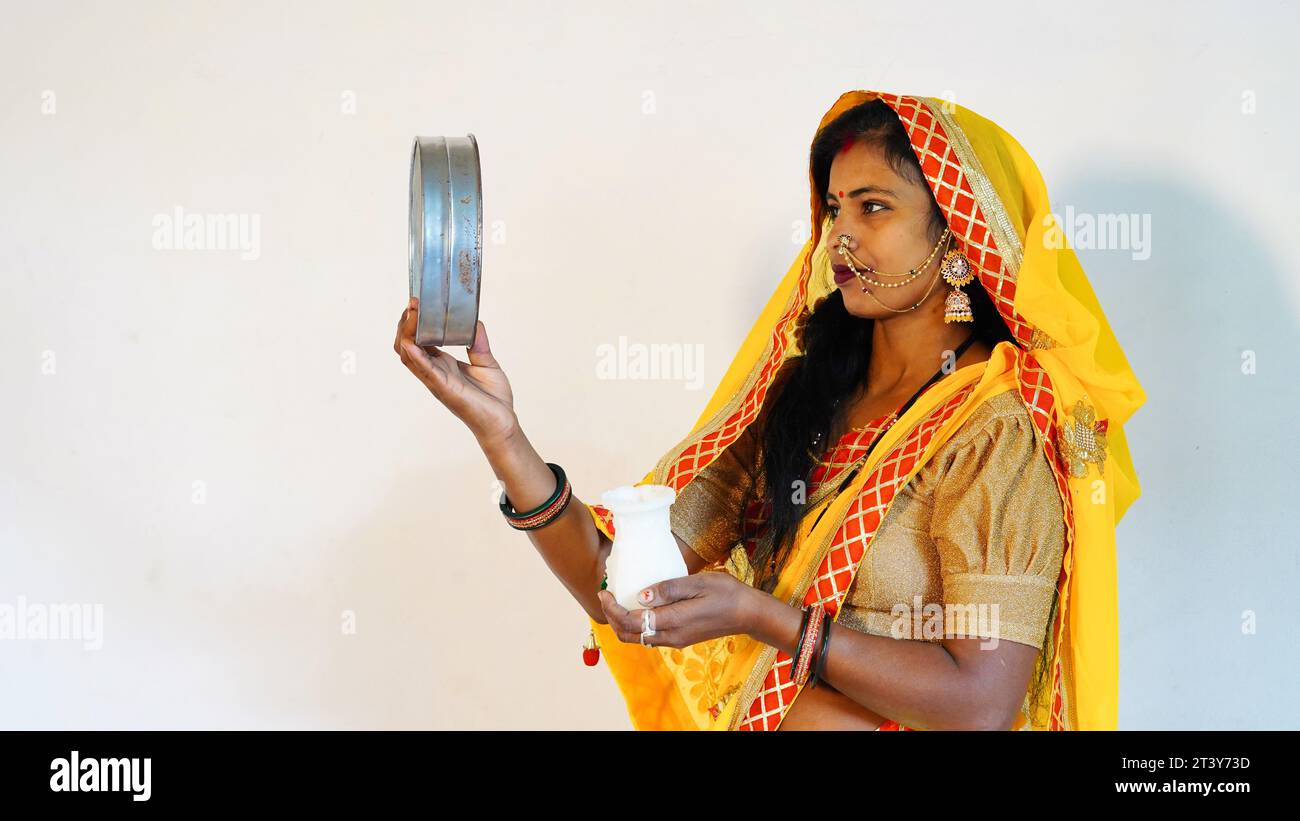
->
[810,617,832,689]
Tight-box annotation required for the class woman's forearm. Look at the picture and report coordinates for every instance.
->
[479,427,609,623]
[748,594,1001,731]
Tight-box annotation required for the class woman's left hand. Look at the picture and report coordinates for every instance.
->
[596,571,762,649]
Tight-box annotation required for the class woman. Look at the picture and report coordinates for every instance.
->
[394,89,1146,730]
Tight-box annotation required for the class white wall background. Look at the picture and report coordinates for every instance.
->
[1,0,1295,729]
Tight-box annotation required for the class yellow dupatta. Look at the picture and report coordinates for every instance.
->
[585,90,1146,731]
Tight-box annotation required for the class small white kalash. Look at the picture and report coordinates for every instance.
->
[599,484,687,613]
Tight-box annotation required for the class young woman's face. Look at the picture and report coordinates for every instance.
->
[823,138,949,320]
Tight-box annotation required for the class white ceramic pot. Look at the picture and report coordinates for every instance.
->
[599,484,687,612]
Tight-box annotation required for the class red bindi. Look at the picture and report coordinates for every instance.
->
[838,190,843,198]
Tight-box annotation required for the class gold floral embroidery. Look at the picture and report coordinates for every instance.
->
[1059,398,1108,478]
[669,637,740,717]
[1029,327,1057,350]
[722,543,756,587]
[683,545,755,719]
[710,681,741,720]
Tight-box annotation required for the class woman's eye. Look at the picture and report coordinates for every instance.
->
[825,201,886,219]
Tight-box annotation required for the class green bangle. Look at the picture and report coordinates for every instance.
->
[499,462,571,531]
[499,462,565,518]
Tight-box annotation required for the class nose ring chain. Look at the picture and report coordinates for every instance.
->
[834,228,951,289]
[833,229,950,312]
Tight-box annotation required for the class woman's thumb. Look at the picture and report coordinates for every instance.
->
[466,320,498,366]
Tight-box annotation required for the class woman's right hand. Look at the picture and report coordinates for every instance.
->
[394,297,520,447]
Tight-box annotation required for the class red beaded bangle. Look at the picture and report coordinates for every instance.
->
[792,605,825,687]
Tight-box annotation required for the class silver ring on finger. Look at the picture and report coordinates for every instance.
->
[639,608,656,646]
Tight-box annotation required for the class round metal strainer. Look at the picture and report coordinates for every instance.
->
[409,134,482,347]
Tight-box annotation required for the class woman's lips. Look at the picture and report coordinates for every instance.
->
[832,264,856,285]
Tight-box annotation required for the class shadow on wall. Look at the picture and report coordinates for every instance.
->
[1055,162,1300,730]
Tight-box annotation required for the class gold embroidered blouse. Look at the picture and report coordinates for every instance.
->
[669,388,1067,650]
